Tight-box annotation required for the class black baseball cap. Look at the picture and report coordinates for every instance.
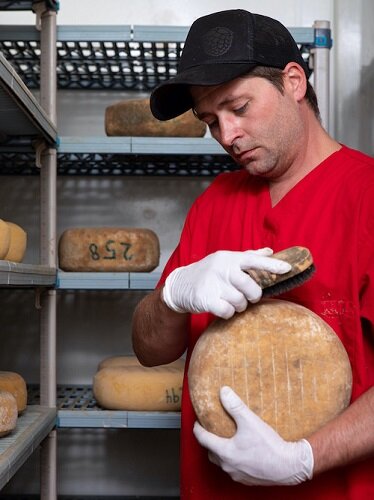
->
[150,9,309,121]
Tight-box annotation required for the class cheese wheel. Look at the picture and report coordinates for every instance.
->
[0,390,18,437]
[4,222,27,262]
[0,371,27,413]
[97,355,185,371]
[58,227,160,272]
[105,97,206,137]
[0,219,11,259]
[93,362,184,411]
[188,299,352,441]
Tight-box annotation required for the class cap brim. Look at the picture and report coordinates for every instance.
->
[150,62,256,121]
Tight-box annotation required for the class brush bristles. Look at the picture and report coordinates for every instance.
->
[261,264,316,298]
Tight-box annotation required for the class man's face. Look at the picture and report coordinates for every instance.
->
[191,75,303,180]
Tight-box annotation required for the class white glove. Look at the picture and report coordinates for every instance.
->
[193,386,314,486]
[162,248,291,319]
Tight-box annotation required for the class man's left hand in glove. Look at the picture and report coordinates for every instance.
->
[193,386,314,486]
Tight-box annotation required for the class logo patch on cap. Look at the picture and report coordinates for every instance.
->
[202,27,233,57]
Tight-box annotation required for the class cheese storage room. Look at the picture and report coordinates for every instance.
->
[0,0,373,499]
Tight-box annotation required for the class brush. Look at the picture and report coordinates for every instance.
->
[246,246,315,297]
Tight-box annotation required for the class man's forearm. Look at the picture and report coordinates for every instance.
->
[132,286,189,366]
[309,386,374,474]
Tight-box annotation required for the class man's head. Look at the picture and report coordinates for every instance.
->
[150,9,310,121]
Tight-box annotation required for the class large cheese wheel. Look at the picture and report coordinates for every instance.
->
[4,222,27,262]
[188,299,352,441]
[0,219,11,259]
[105,97,206,137]
[58,227,160,272]
[93,362,184,411]
[97,355,185,371]
[0,371,27,413]
[0,390,18,437]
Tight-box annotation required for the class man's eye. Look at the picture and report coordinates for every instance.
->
[234,102,249,114]
[207,120,218,129]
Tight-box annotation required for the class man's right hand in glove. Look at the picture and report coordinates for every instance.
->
[162,248,291,319]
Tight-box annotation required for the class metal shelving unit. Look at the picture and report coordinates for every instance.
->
[56,270,160,290]
[28,386,180,429]
[0,261,56,286]
[0,51,56,143]
[0,406,56,490]
[0,1,58,498]
[0,24,317,90]
[0,136,238,176]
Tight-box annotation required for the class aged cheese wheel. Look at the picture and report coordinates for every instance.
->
[0,219,11,259]
[93,362,184,411]
[188,299,352,441]
[97,355,185,371]
[105,97,206,137]
[4,222,27,262]
[0,390,18,437]
[58,227,160,272]
[0,371,27,413]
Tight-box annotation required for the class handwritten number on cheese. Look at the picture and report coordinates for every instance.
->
[103,240,116,260]
[120,242,133,261]
[88,240,134,261]
[89,243,100,260]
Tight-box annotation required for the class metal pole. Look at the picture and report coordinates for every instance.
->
[38,3,57,500]
[313,20,331,132]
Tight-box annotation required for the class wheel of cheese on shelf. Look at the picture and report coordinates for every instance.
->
[58,227,160,272]
[188,299,352,441]
[0,219,11,259]
[4,221,27,262]
[97,354,185,371]
[0,371,27,413]
[0,390,18,437]
[105,97,206,137]
[93,361,185,411]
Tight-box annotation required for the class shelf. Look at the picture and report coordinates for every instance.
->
[0,136,238,176]
[56,270,160,290]
[0,405,56,490]
[28,385,181,429]
[0,24,315,90]
[0,1,59,11]
[0,261,56,287]
[0,51,57,145]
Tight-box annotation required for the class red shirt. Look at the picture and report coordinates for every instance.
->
[158,145,374,499]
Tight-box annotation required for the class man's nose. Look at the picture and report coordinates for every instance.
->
[219,119,241,149]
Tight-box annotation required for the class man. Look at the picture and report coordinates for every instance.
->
[132,9,374,499]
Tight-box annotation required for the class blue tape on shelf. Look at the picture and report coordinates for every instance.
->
[314,28,333,49]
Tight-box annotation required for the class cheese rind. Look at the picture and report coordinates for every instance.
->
[58,227,160,272]
[105,97,206,137]
[4,222,27,262]
[93,363,184,411]
[0,371,27,413]
[0,219,11,259]
[0,390,18,437]
[97,355,185,371]
[188,299,352,441]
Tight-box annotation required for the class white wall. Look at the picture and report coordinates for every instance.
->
[0,0,373,497]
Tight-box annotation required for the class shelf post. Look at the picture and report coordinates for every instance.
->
[37,1,58,499]
[312,20,332,132]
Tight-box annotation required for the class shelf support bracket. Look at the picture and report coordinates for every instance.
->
[34,288,43,310]
[33,139,48,168]
[32,1,49,31]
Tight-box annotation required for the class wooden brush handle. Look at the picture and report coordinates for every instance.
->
[246,246,313,289]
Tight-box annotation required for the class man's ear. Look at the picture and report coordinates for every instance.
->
[283,62,307,102]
